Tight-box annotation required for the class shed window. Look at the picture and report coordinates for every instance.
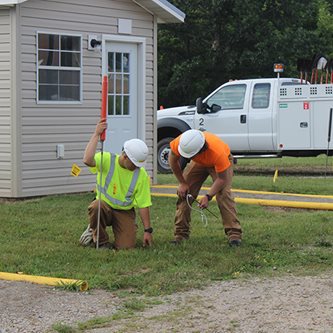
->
[37,33,82,102]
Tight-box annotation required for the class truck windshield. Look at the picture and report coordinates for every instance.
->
[206,84,246,110]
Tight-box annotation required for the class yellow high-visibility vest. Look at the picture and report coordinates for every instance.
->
[89,153,151,210]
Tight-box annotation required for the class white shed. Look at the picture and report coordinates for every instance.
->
[0,0,185,198]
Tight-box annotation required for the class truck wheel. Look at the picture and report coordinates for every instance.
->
[157,137,173,173]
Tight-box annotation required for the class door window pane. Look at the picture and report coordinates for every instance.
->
[116,53,122,72]
[123,53,130,72]
[123,74,129,94]
[116,96,122,115]
[115,74,122,94]
[108,95,114,115]
[108,53,114,72]
[123,96,129,115]
[107,51,131,116]
[108,74,115,94]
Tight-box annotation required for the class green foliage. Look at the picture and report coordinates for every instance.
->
[159,0,333,107]
[317,0,333,58]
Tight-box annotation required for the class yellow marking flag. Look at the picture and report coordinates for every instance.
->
[71,164,81,177]
[273,169,278,183]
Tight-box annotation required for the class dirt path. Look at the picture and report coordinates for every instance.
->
[1,272,333,333]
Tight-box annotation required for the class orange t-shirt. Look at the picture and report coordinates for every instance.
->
[170,131,231,173]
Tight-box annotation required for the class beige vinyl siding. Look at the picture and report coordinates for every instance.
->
[18,0,155,197]
[0,8,12,197]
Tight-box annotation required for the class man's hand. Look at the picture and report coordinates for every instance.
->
[143,233,152,247]
[139,207,152,247]
[169,151,188,198]
[83,119,108,167]
[198,195,209,209]
[177,182,189,198]
[96,118,107,137]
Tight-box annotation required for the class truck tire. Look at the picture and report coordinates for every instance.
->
[157,137,190,173]
[157,137,173,173]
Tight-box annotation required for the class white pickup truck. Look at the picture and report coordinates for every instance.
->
[157,77,333,173]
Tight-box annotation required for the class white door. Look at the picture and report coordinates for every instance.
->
[248,82,274,150]
[103,42,138,154]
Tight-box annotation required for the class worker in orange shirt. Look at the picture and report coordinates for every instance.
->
[168,129,242,247]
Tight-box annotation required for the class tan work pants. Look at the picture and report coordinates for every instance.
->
[88,200,137,249]
[174,159,242,242]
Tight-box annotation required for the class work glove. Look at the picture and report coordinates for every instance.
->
[79,225,93,246]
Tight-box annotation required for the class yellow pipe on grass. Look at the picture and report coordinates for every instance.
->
[151,192,333,210]
[0,272,88,291]
[234,197,333,210]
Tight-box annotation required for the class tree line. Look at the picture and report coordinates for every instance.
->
[158,0,333,108]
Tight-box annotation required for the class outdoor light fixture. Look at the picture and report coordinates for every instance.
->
[90,39,101,48]
[88,34,102,50]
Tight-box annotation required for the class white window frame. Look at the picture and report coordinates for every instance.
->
[36,31,83,104]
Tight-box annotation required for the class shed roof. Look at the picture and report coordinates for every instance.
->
[0,0,185,23]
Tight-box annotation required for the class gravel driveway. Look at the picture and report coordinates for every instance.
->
[1,272,333,333]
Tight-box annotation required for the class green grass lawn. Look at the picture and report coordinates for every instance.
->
[157,172,333,195]
[1,176,333,296]
[234,154,333,171]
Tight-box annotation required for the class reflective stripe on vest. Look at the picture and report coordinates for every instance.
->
[97,153,140,207]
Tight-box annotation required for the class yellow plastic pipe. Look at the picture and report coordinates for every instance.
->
[151,192,333,210]
[234,197,333,210]
[0,272,88,291]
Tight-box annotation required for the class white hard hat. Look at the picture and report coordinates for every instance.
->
[178,129,205,158]
[123,139,148,168]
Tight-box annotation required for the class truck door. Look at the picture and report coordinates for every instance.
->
[248,82,274,150]
[194,83,250,151]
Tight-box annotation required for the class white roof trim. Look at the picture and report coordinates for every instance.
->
[0,0,28,4]
[133,0,185,23]
[0,0,185,24]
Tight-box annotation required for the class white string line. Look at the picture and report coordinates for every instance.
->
[186,194,208,227]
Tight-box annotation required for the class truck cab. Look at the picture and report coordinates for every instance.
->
[195,78,302,153]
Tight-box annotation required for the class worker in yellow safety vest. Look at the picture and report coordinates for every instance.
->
[80,119,153,249]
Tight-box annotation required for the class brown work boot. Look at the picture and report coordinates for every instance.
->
[228,239,242,247]
[91,242,113,249]
[225,227,242,247]
[170,236,188,245]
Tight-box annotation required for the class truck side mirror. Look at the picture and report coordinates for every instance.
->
[210,103,221,113]
[196,97,205,114]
